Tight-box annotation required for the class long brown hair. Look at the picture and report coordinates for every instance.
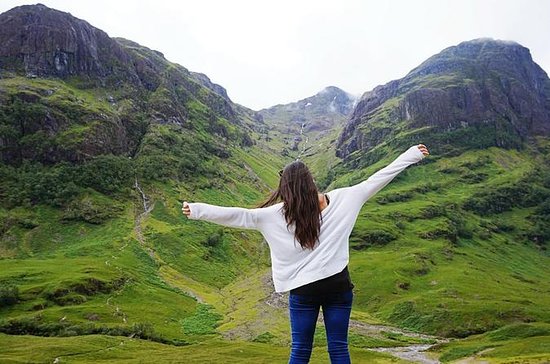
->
[257,161,322,250]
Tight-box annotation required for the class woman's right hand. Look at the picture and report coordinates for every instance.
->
[182,201,191,218]
[417,144,429,156]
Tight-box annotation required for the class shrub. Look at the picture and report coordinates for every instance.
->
[62,195,123,224]
[53,293,87,306]
[463,181,550,215]
[204,229,224,248]
[76,154,134,194]
[523,219,550,249]
[418,227,457,243]
[460,172,488,184]
[0,283,19,307]
[0,316,184,345]
[0,212,38,235]
[422,204,446,218]
[460,155,492,169]
[438,166,462,174]
[412,182,442,193]
[351,229,397,250]
[447,212,473,240]
[376,191,414,204]
[489,219,516,233]
[0,161,81,208]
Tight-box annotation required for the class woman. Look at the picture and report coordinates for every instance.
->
[182,144,429,363]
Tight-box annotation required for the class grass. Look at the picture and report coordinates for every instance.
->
[331,147,550,343]
[431,323,550,362]
[0,333,408,363]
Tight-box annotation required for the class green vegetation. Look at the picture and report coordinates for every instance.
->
[1,35,550,363]
[431,323,550,362]
[0,333,408,363]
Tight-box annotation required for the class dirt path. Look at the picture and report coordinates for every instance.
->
[256,270,448,363]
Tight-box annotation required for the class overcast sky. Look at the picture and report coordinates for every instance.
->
[1,0,549,110]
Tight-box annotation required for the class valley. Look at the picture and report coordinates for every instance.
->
[1,4,550,363]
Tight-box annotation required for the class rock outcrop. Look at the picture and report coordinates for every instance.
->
[0,4,136,82]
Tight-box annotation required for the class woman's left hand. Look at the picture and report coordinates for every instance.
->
[182,201,191,218]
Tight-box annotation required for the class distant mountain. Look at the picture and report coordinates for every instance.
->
[257,86,356,156]
[259,86,357,132]
[336,38,550,165]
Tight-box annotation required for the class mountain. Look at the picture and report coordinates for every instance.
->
[0,3,260,167]
[259,86,356,131]
[258,85,355,151]
[336,38,550,167]
[0,3,288,354]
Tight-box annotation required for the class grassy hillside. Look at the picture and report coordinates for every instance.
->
[2,145,550,363]
[334,144,550,336]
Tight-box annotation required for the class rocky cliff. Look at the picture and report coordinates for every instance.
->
[0,4,138,81]
[336,38,550,163]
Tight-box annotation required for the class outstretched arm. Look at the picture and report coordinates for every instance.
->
[350,144,429,204]
[182,201,260,230]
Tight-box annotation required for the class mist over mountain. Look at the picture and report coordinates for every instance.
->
[256,86,356,156]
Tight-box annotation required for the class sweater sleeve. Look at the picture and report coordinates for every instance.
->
[186,202,260,230]
[349,144,426,204]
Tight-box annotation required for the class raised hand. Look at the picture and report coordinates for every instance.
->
[418,144,429,156]
[182,201,191,218]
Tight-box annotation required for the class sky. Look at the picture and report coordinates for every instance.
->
[1,0,549,110]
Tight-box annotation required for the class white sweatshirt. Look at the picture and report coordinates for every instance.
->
[187,145,426,292]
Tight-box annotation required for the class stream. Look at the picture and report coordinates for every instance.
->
[370,344,441,363]
[348,320,447,363]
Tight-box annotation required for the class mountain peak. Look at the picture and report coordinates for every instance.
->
[319,85,344,94]
[405,37,542,80]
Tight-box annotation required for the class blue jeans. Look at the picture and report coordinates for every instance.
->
[288,289,353,364]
